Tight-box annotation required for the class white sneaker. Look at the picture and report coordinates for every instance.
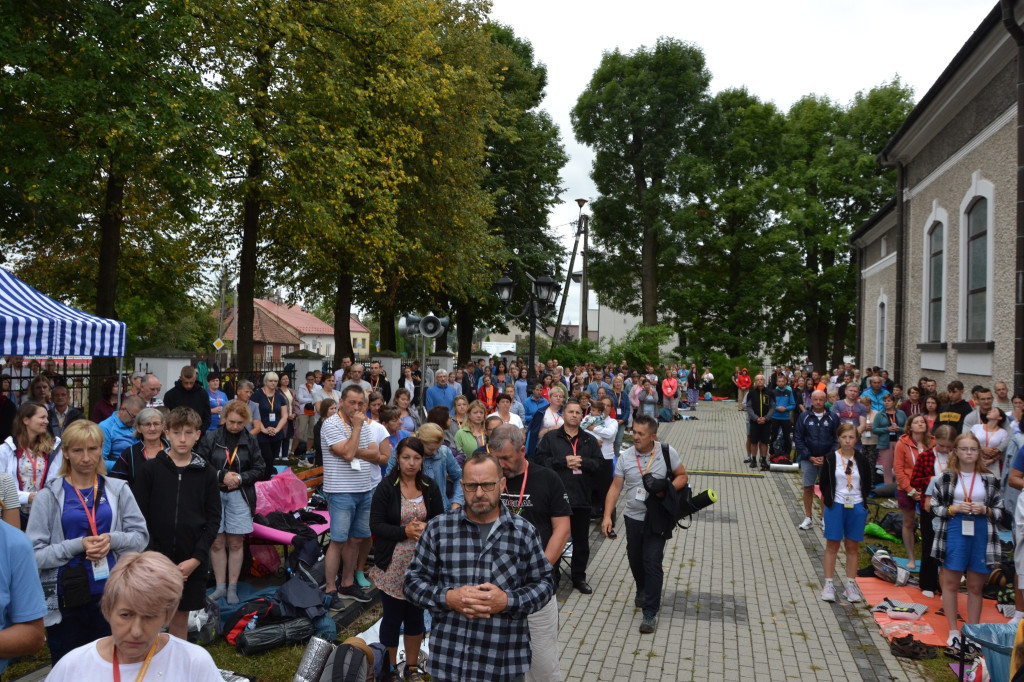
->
[821,582,836,602]
[844,582,862,603]
[819,518,826,531]
[921,590,935,599]
[798,517,813,530]
[881,498,898,509]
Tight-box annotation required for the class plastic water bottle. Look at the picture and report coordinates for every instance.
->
[246,616,258,631]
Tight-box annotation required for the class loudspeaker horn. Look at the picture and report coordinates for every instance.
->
[419,315,449,339]
[398,315,421,338]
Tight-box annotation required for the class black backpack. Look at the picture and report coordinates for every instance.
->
[223,598,283,645]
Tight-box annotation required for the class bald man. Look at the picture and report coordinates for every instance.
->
[793,390,839,530]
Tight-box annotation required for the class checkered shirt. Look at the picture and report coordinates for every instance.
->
[929,470,1004,569]
[403,505,554,682]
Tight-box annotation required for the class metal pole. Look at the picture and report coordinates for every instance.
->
[552,201,586,351]
[527,299,537,385]
[581,215,589,342]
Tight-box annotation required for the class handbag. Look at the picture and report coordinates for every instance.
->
[59,564,92,609]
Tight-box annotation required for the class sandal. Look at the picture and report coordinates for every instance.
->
[943,637,980,661]
[890,635,936,660]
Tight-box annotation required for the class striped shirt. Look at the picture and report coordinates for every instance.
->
[320,414,375,493]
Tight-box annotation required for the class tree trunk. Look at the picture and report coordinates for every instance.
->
[333,270,354,366]
[455,303,473,366]
[92,168,125,406]
[831,315,850,370]
[641,224,659,326]
[236,151,262,376]
[378,303,397,352]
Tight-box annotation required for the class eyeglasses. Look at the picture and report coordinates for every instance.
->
[122,407,138,424]
[462,481,499,493]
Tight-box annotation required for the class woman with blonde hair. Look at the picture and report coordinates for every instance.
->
[0,401,63,523]
[454,400,488,456]
[46,551,221,680]
[254,372,289,480]
[26,419,148,664]
[539,384,567,439]
[930,431,1004,652]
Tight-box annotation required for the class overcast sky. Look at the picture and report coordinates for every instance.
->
[488,0,998,322]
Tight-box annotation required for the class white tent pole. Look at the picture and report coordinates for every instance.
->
[117,356,124,409]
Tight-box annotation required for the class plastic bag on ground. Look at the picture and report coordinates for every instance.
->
[255,467,309,515]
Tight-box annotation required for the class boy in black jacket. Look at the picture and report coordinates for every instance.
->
[133,407,221,638]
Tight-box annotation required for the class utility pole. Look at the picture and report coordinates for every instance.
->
[552,199,587,351]
[580,214,590,342]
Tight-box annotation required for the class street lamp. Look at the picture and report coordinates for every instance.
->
[495,272,559,383]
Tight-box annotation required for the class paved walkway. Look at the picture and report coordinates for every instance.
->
[553,400,920,682]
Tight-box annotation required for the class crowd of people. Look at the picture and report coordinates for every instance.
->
[0,354,701,682]
[745,362,1024,655]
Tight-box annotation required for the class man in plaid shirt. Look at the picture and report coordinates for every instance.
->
[404,452,554,682]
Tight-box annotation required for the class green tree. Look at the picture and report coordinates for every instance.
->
[772,79,914,370]
[0,0,222,372]
[667,88,787,358]
[572,38,714,326]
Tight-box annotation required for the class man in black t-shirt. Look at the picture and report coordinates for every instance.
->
[491,424,570,682]
[938,380,974,434]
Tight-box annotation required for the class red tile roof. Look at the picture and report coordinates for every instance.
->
[220,307,303,345]
[254,299,334,335]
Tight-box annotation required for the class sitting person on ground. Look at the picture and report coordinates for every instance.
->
[46,551,221,681]
[930,431,1005,650]
[819,423,872,604]
[26,419,148,665]
[131,407,221,639]
[369,437,445,682]
[199,401,264,604]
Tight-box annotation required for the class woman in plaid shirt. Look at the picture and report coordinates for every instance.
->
[929,431,1005,649]
[908,425,957,599]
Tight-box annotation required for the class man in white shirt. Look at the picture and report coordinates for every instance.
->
[320,386,385,608]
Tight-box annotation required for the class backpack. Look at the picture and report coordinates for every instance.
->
[223,598,283,645]
[319,637,375,682]
[870,549,911,586]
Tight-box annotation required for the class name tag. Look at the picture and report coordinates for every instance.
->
[350,459,362,471]
[268,413,276,424]
[572,468,583,475]
[961,518,974,536]
[91,556,110,581]
[844,500,855,509]
[635,487,647,502]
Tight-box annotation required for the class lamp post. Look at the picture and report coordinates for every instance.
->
[495,272,559,384]
[551,199,587,351]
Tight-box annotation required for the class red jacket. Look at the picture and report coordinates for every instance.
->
[737,374,752,390]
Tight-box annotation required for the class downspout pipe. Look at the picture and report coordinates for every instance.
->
[878,156,906,386]
[1002,0,1024,396]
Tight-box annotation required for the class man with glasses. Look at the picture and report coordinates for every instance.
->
[99,395,144,465]
[404,452,554,682]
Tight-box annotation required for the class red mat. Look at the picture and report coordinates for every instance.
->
[857,577,1008,646]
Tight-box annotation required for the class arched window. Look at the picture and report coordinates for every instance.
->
[966,198,988,342]
[927,223,943,343]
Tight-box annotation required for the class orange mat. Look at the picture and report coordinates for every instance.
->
[856,577,1008,646]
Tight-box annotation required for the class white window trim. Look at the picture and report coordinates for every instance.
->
[920,200,948,343]
[957,171,995,343]
[876,291,888,370]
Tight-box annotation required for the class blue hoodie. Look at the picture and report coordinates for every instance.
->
[770,385,796,421]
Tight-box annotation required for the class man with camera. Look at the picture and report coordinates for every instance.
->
[601,414,687,634]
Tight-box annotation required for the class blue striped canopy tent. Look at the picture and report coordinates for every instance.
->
[0,267,126,358]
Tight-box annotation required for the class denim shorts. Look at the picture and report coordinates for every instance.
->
[799,460,820,488]
[943,515,989,575]
[327,490,373,542]
[824,501,868,542]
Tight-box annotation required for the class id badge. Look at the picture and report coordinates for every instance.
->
[350,458,362,471]
[572,468,583,475]
[844,500,854,509]
[268,413,276,424]
[635,487,647,502]
[91,556,110,581]
[961,518,975,536]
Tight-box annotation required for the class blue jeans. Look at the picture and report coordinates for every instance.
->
[624,516,667,619]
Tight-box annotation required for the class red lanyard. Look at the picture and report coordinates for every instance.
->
[209,390,221,407]
[569,435,579,457]
[551,410,561,427]
[18,447,43,491]
[844,402,857,420]
[960,471,978,504]
[113,637,158,682]
[225,445,239,468]
[72,476,100,536]
[504,462,529,515]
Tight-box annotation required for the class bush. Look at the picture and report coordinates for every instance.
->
[543,338,604,368]
[606,324,673,371]
[706,352,759,398]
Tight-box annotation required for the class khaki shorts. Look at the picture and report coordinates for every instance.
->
[296,413,316,441]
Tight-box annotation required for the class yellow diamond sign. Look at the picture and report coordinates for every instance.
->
[213,338,225,351]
